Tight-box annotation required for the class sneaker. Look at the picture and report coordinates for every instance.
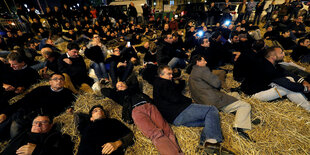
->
[204,142,235,155]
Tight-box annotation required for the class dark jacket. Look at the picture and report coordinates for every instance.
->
[128,5,137,17]
[241,58,306,95]
[76,114,134,155]
[189,65,237,109]
[1,64,40,89]
[1,128,73,155]
[58,53,93,86]
[291,45,310,62]
[153,77,191,123]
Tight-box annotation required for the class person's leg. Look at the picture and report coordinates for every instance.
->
[98,62,108,79]
[0,116,12,141]
[132,103,183,154]
[62,73,78,94]
[30,61,47,71]
[109,61,118,87]
[221,100,252,130]
[120,62,134,82]
[173,104,223,145]
[212,70,228,90]
[91,62,104,80]
[168,57,186,69]
[286,91,310,111]
[252,85,288,102]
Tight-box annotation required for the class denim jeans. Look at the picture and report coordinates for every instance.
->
[173,104,223,145]
[90,62,109,80]
[30,61,47,71]
[253,83,310,111]
[0,50,10,57]
[110,61,134,87]
[253,13,262,25]
[168,57,186,69]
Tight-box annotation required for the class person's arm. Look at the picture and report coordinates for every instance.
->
[200,67,222,89]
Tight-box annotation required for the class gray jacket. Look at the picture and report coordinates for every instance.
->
[189,65,237,109]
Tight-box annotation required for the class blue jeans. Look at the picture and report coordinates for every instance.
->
[0,50,10,57]
[168,57,186,69]
[30,61,47,71]
[91,62,109,80]
[173,104,223,145]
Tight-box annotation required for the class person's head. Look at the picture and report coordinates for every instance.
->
[93,34,100,42]
[298,38,310,47]
[282,30,290,38]
[54,6,59,11]
[6,31,12,37]
[211,2,215,7]
[113,47,120,56]
[296,16,303,23]
[200,37,210,47]
[89,105,107,121]
[158,65,173,80]
[163,34,173,44]
[116,81,128,91]
[164,23,169,31]
[130,2,134,7]
[41,47,53,59]
[67,42,79,58]
[49,73,65,91]
[239,33,248,42]
[264,46,284,63]
[267,26,273,31]
[272,0,276,4]
[283,15,289,21]
[31,115,53,133]
[252,39,265,52]
[230,32,239,43]
[143,41,149,49]
[17,30,23,36]
[190,26,195,32]
[193,54,207,67]
[7,52,26,70]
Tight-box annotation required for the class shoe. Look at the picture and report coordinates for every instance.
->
[204,142,235,155]
[100,78,110,85]
[252,118,261,125]
[233,127,255,142]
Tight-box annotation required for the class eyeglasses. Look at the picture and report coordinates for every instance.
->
[51,78,64,81]
[33,121,49,126]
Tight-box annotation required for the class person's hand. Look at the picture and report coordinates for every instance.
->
[63,58,72,65]
[117,62,127,68]
[3,83,15,91]
[0,114,7,123]
[0,57,7,63]
[130,57,137,63]
[16,143,36,155]
[15,87,25,94]
[233,52,241,61]
[101,141,122,155]
[66,107,74,114]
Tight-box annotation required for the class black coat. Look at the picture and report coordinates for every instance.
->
[153,78,191,123]
[241,58,306,95]
[291,45,310,62]
[1,128,73,155]
[58,53,93,86]
[77,115,134,155]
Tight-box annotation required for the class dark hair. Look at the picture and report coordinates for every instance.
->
[89,105,108,118]
[34,115,53,124]
[67,42,80,50]
[230,31,239,40]
[186,54,204,74]
[252,39,265,51]
[7,52,24,63]
[157,65,171,76]
[50,73,65,80]
[297,38,307,45]
[264,46,282,58]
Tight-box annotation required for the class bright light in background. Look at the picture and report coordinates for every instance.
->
[27,9,30,12]
[35,9,40,14]
[11,23,16,26]
[174,15,178,18]
[70,7,72,10]
[188,2,190,4]
[205,0,207,2]
[77,3,79,7]
[24,4,28,8]
[154,2,156,6]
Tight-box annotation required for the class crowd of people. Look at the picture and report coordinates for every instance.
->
[0,0,309,154]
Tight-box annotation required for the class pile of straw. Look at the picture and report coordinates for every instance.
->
[1,28,310,155]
